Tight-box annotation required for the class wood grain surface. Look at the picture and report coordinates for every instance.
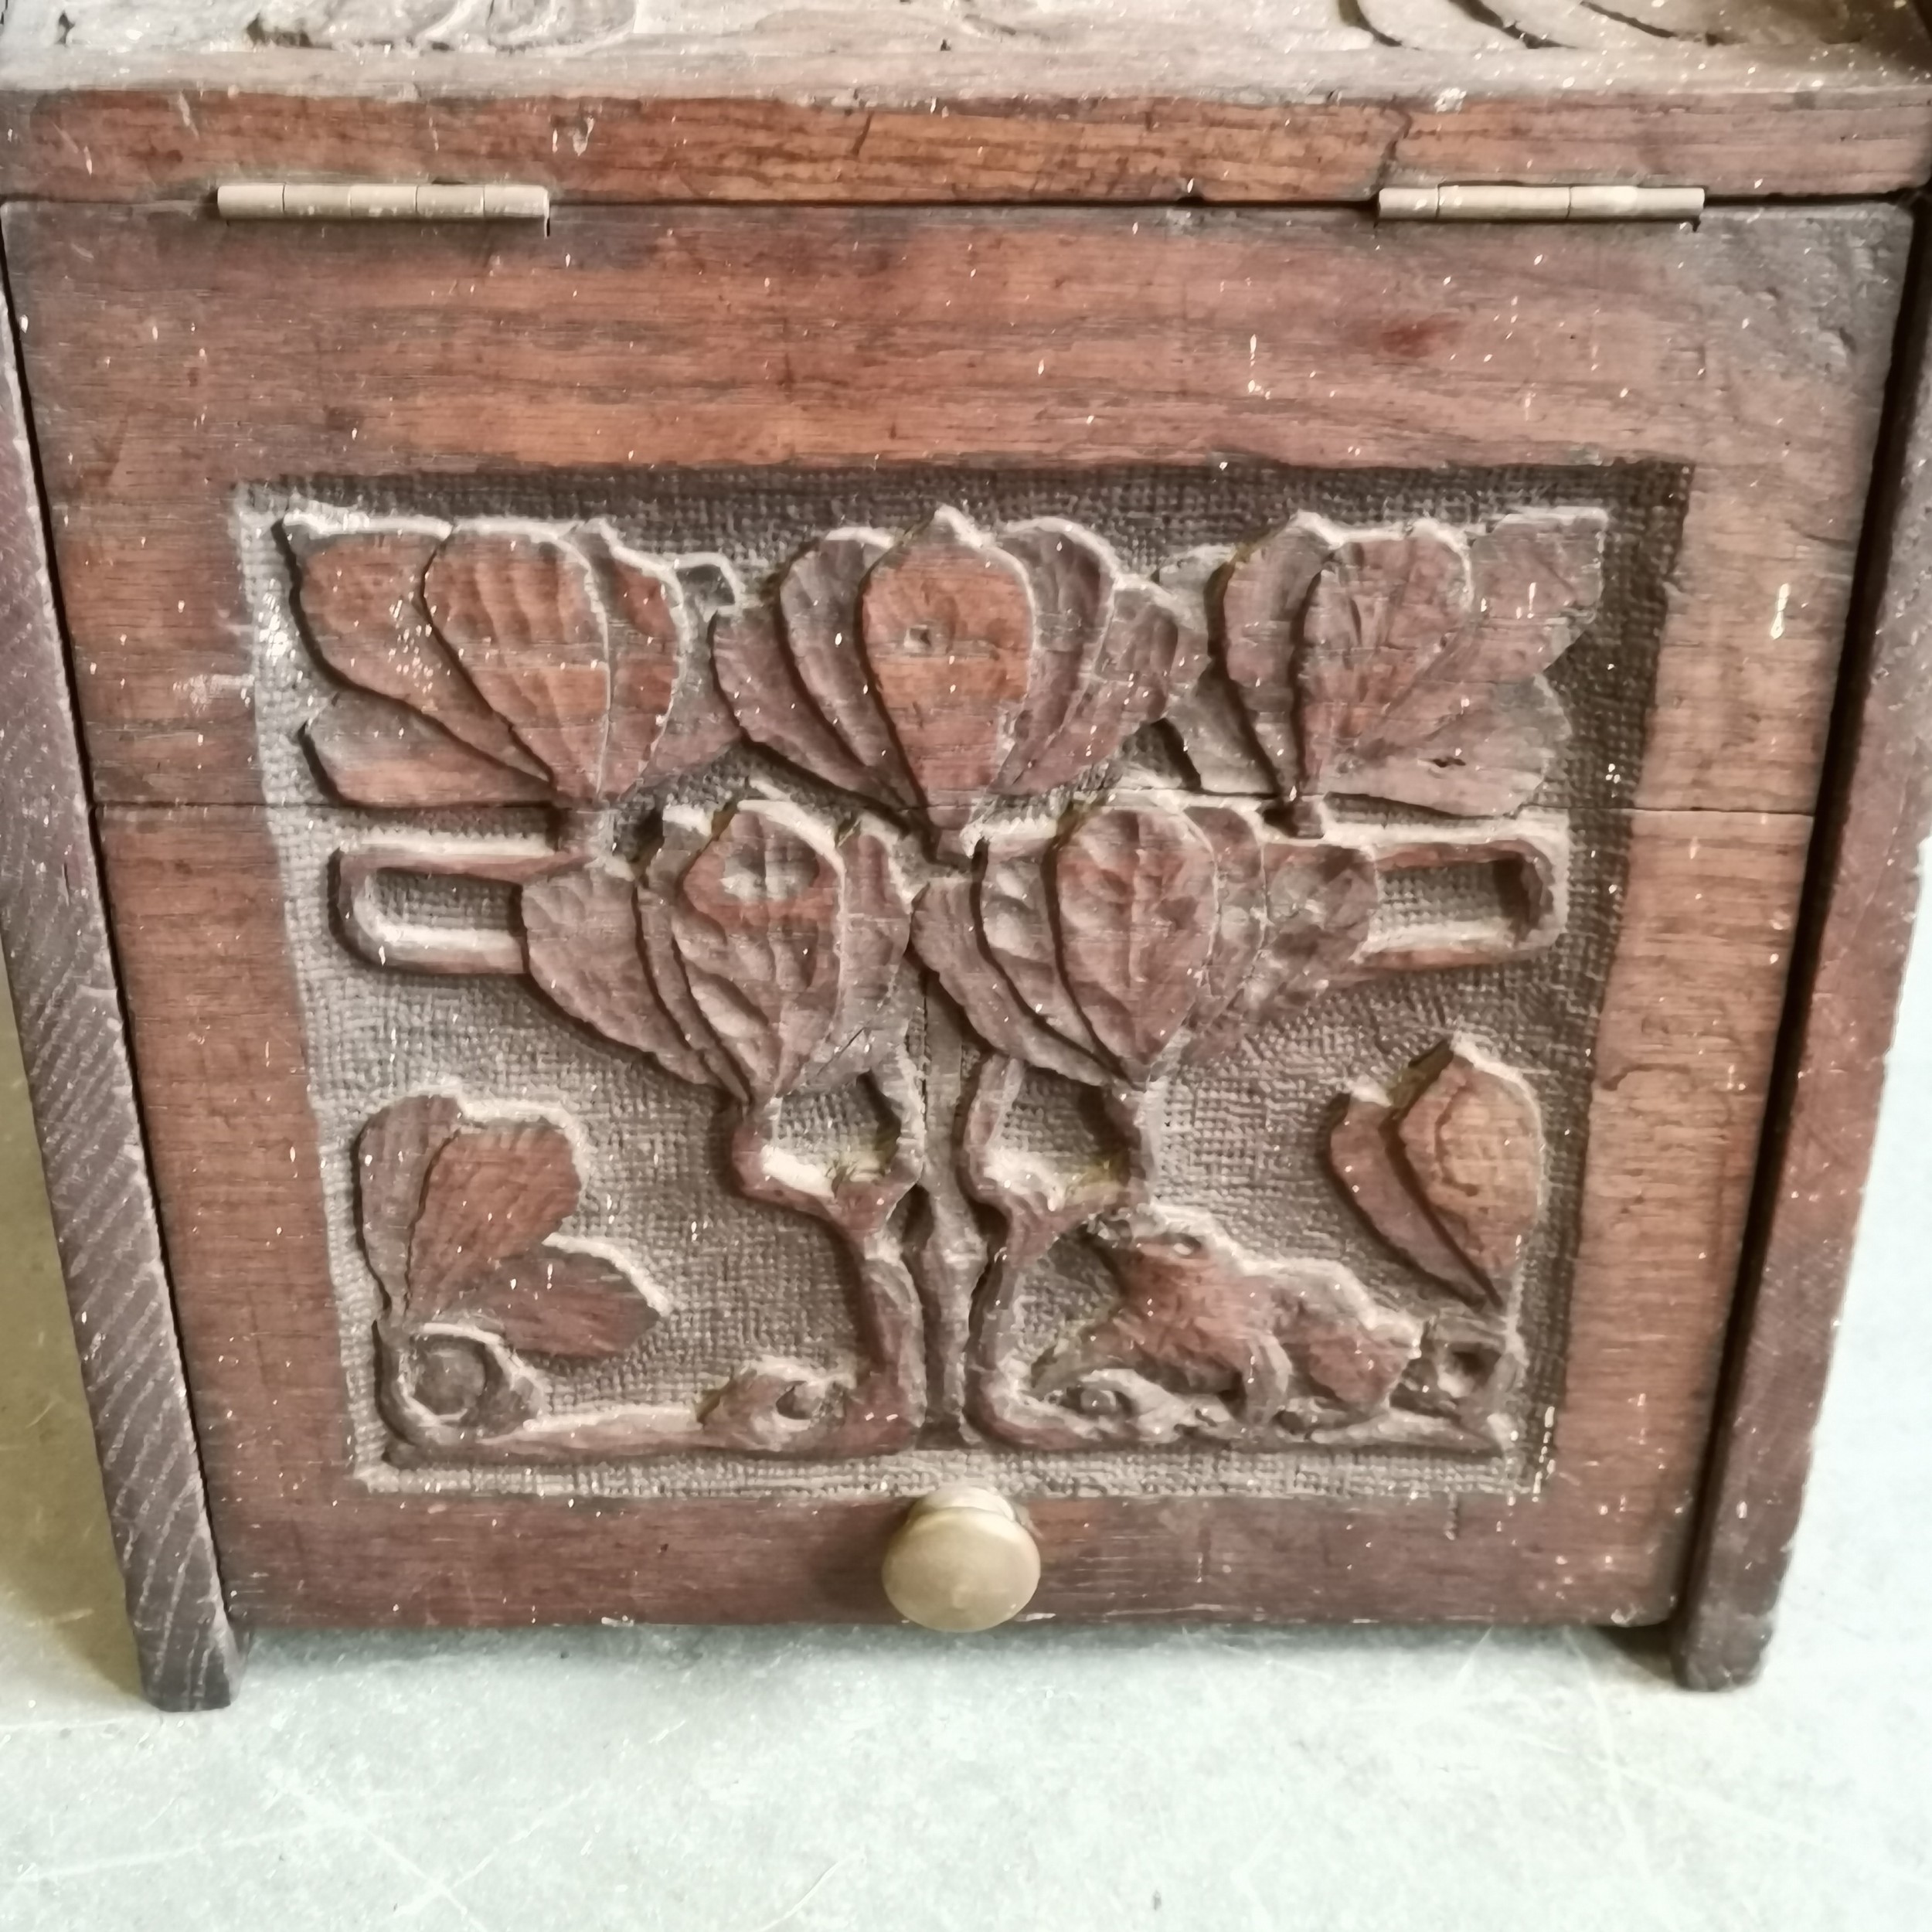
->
[95,800,1807,1628]
[3,203,1909,820]
[0,260,242,1708]
[1674,226,1932,1690]
[1,0,1929,202]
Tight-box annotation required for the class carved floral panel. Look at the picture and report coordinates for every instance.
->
[238,463,1685,1500]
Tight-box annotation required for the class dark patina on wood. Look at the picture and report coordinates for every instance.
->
[0,259,242,1711]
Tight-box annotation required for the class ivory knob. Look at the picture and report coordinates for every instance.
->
[882,1485,1041,1632]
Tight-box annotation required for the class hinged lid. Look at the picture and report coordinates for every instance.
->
[1,0,1929,205]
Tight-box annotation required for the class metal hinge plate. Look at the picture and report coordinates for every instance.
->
[216,182,551,222]
[1378,184,1705,223]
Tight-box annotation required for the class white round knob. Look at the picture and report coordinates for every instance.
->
[882,1485,1041,1632]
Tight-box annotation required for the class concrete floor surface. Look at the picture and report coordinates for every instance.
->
[2,890,1928,1929]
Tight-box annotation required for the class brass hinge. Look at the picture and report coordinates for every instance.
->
[1377,185,1705,223]
[216,182,552,222]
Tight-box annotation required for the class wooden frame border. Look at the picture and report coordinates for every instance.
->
[1674,213,1932,1690]
[0,247,242,1710]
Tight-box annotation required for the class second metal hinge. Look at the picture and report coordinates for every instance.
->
[1378,184,1705,223]
[216,181,551,222]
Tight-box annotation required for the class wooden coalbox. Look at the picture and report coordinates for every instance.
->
[3,0,1930,1708]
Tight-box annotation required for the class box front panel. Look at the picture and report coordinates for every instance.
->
[9,203,1902,1624]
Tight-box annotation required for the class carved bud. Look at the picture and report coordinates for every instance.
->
[1217,510,1607,816]
[712,509,1205,846]
[289,514,740,810]
[1326,1039,1546,1309]
[521,800,916,1107]
[913,794,1377,1088]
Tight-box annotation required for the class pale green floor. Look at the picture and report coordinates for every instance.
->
[2,879,1930,1932]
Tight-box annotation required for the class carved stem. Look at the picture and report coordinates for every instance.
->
[958,1053,1137,1450]
[727,1073,927,1452]
[1103,1078,1170,1201]
[552,804,623,861]
[908,996,984,1435]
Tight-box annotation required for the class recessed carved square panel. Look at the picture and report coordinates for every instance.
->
[238,462,1685,1502]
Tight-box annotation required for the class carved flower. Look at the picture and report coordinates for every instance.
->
[520,799,915,1107]
[1327,1039,1544,1309]
[913,795,1376,1088]
[1214,509,1607,817]
[287,513,740,810]
[357,1095,659,1435]
[712,509,1205,849]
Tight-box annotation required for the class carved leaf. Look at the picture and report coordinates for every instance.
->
[669,802,845,1104]
[777,528,914,808]
[989,520,1111,781]
[1222,840,1379,1036]
[978,825,1106,1063]
[290,520,545,778]
[711,597,879,796]
[912,875,1108,1087]
[294,515,731,808]
[1327,1041,1544,1307]
[1468,510,1607,678]
[521,861,717,1087]
[463,1247,657,1360]
[651,556,747,779]
[423,526,613,801]
[580,530,688,798]
[1328,1092,1486,1301]
[1217,517,1332,794]
[638,815,750,1100]
[308,691,556,808]
[719,508,1202,844]
[1396,1045,1544,1287]
[994,522,1206,797]
[1053,804,1219,1083]
[920,800,1362,1084]
[1297,513,1603,815]
[408,1121,583,1316]
[858,510,1036,835]
[815,819,916,1089]
[1175,804,1267,1045]
[355,1094,464,1306]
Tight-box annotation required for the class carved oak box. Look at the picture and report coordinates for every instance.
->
[3,0,1930,1709]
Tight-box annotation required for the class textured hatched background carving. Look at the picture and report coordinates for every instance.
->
[239,461,1685,1502]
